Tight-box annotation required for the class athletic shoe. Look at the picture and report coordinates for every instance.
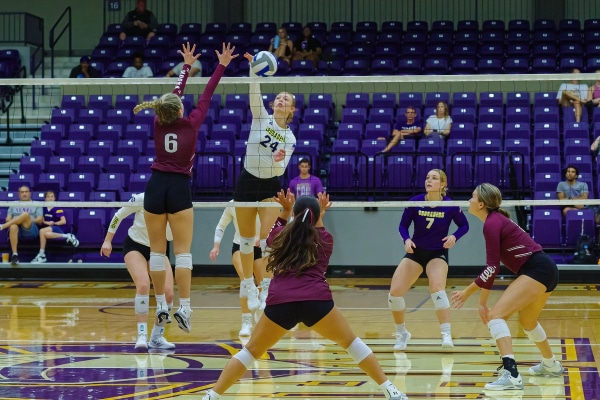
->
[10,254,19,266]
[484,370,524,390]
[173,306,192,333]
[66,233,79,247]
[155,305,170,327]
[246,283,260,311]
[441,332,454,348]
[259,280,269,311]
[528,360,564,376]
[393,330,411,351]
[239,314,253,336]
[31,253,47,264]
[148,336,175,350]
[384,386,408,400]
[135,333,148,350]
[394,352,412,374]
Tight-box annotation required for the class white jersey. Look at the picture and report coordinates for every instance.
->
[107,193,173,246]
[213,201,260,245]
[243,81,296,178]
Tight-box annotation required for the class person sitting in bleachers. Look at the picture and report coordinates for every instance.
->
[122,52,154,78]
[557,68,588,123]
[556,165,588,217]
[69,56,101,78]
[269,27,293,65]
[292,26,322,66]
[119,0,158,42]
[585,71,600,111]
[31,190,79,264]
[424,101,452,137]
[165,60,202,77]
[382,106,422,152]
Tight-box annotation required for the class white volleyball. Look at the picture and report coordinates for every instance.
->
[250,51,278,76]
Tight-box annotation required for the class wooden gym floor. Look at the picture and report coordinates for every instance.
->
[0,277,598,399]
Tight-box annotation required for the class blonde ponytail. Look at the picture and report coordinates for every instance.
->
[133,93,182,125]
[133,99,159,114]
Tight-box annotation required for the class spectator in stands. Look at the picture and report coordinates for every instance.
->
[269,27,293,65]
[69,56,101,78]
[556,165,588,217]
[119,0,158,42]
[288,158,323,197]
[122,53,154,78]
[31,190,79,264]
[382,106,423,152]
[0,185,43,265]
[585,71,600,111]
[292,26,322,66]
[424,101,452,137]
[557,68,588,123]
[165,59,202,77]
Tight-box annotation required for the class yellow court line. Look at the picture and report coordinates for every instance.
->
[564,338,578,361]
[567,367,585,399]
[0,346,33,354]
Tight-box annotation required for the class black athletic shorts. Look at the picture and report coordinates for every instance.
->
[403,247,449,267]
[264,300,335,330]
[518,251,559,292]
[144,170,192,214]
[123,235,169,261]
[231,243,263,259]
[233,168,282,202]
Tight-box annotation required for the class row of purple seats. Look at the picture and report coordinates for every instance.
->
[532,208,595,248]
[0,49,21,78]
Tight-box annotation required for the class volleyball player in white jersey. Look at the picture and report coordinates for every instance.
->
[101,193,175,350]
[233,52,297,311]
[209,201,269,336]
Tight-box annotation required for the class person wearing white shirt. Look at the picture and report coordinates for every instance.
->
[122,53,154,78]
[424,101,453,137]
[557,68,588,123]
[166,60,202,77]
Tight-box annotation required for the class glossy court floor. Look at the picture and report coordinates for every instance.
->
[0,277,598,399]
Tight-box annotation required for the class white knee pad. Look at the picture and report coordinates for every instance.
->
[239,236,255,254]
[233,347,256,369]
[488,318,512,341]
[346,337,372,364]
[431,290,450,310]
[175,253,193,270]
[134,294,149,315]
[388,294,406,311]
[149,252,166,271]
[524,323,547,343]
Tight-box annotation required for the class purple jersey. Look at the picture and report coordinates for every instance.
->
[151,64,225,177]
[43,207,65,223]
[475,211,543,289]
[288,175,323,198]
[399,194,469,250]
[393,116,422,137]
[265,217,334,305]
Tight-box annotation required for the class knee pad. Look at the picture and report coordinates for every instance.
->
[524,323,547,343]
[134,294,149,315]
[346,337,372,364]
[149,252,166,271]
[233,347,256,369]
[388,294,406,311]
[175,253,193,270]
[488,318,512,342]
[239,236,255,254]
[431,290,450,310]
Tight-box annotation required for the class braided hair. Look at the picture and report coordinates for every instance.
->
[133,93,183,125]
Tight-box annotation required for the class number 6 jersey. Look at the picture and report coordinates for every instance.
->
[243,81,296,179]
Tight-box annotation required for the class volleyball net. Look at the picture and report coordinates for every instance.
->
[0,73,599,266]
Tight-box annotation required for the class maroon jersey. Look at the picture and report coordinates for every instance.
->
[475,211,543,289]
[151,63,225,176]
[265,217,334,305]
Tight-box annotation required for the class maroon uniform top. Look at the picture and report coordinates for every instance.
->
[475,211,543,289]
[265,217,334,305]
[151,63,225,176]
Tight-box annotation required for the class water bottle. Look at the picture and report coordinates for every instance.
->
[273,35,280,49]
[584,244,590,256]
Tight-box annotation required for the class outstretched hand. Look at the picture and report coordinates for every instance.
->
[317,192,332,217]
[216,42,238,67]
[274,189,295,213]
[178,42,200,66]
[243,52,254,63]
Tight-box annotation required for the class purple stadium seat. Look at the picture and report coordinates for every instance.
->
[450,123,475,140]
[564,138,591,158]
[533,122,560,140]
[341,107,368,125]
[332,139,359,154]
[343,59,369,75]
[505,123,531,142]
[454,31,478,45]
[61,95,86,112]
[77,155,105,175]
[58,191,85,202]
[506,42,530,57]
[423,57,448,74]
[398,92,423,109]
[30,140,56,159]
[128,172,150,192]
[76,209,106,247]
[360,139,386,156]
[8,173,36,191]
[563,106,589,124]
[504,138,530,158]
[565,209,595,246]
[37,172,66,193]
[458,19,480,31]
[474,155,502,186]
[105,109,132,129]
[559,57,584,72]
[476,138,502,152]
[124,124,150,142]
[58,140,87,158]
[451,58,476,74]
[96,173,126,192]
[364,123,390,140]
[505,106,530,124]
[195,155,226,190]
[327,154,356,192]
[51,108,75,126]
[303,108,330,127]
[40,124,65,141]
[506,92,530,107]
[561,43,583,57]
[345,93,370,109]
[297,123,325,146]
[479,106,504,124]
[452,44,478,59]
[451,107,476,124]
[418,136,444,153]
[386,154,414,191]
[308,94,334,112]
[114,95,139,111]
[368,107,394,125]
[381,20,402,34]
[254,22,276,35]
[87,140,114,160]
[137,156,155,173]
[415,154,444,184]
[480,92,503,108]
[48,155,75,176]
[203,139,232,155]
[106,155,135,181]
[446,138,473,156]
[19,156,46,176]
[477,58,503,74]
[87,95,113,111]
[504,57,530,74]
[477,122,503,140]
[68,171,96,193]
[532,209,562,247]
[446,154,473,190]
[534,92,556,108]
[372,92,396,109]
[290,60,316,76]
[425,92,450,109]
[315,60,342,76]
[480,43,504,58]
[565,154,593,174]
[533,138,560,156]
[563,122,590,141]
[505,153,531,188]
[337,122,363,141]
[68,123,95,142]
[531,57,557,73]
[533,156,561,174]
[396,58,422,75]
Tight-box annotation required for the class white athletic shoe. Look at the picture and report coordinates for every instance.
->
[394,352,412,374]
[148,336,175,350]
[528,360,564,376]
[246,283,260,311]
[134,333,148,350]
[384,386,408,400]
[485,370,524,390]
[393,330,411,351]
[259,280,270,311]
[238,314,253,336]
[31,253,47,264]
[174,306,192,333]
[66,233,79,247]
[155,304,170,327]
[441,332,454,348]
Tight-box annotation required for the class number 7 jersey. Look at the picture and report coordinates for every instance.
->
[243,82,296,178]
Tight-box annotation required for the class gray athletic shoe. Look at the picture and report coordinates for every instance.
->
[528,360,564,376]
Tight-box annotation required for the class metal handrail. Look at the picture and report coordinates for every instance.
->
[49,7,72,78]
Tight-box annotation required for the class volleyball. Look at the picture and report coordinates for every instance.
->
[250,51,278,76]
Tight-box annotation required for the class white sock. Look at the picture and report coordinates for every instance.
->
[395,323,406,333]
[440,322,451,335]
[379,380,400,399]
[180,298,191,310]
[205,389,221,399]
[38,249,45,255]
[155,294,167,309]
[150,324,164,339]
[542,356,556,367]
[137,322,147,336]
[60,234,68,238]
[242,277,254,288]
